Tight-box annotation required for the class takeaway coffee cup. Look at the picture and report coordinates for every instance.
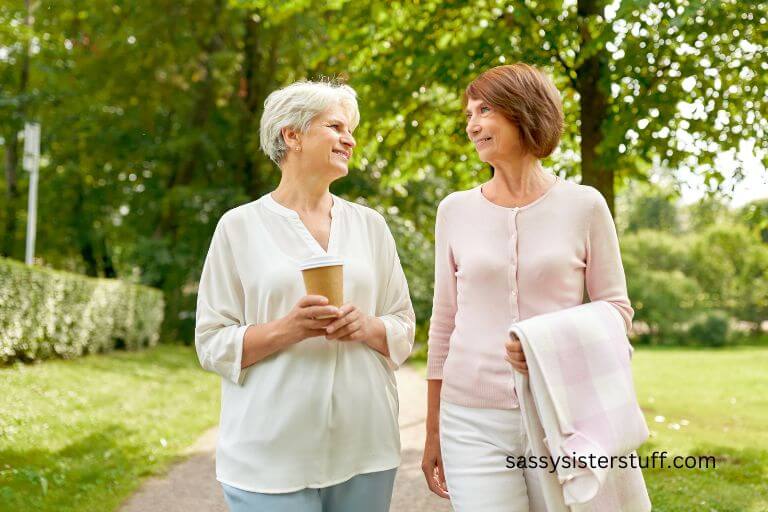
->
[299,255,344,318]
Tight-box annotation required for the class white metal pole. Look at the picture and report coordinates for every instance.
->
[23,122,40,265]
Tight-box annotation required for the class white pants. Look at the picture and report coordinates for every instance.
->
[440,400,547,512]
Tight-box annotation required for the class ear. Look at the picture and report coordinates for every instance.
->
[281,126,301,150]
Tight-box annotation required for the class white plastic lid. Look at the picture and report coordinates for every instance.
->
[299,255,344,271]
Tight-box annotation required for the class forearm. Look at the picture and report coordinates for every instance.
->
[362,317,390,358]
[241,319,294,369]
[426,379,443,436]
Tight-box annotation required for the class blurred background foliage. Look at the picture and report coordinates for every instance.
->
[1,0,766,347]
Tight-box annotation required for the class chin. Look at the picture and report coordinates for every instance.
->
[330,166,348,179]
[476,150,492,164]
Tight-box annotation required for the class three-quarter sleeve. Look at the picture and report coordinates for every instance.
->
[375,216,416,369]
[195,217,249,385]
[426,202,457,380]
[585,190,634,333]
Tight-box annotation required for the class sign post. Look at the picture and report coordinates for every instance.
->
[23,122,40,266]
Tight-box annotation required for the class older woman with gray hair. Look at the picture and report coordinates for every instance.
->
[195,80,415,511]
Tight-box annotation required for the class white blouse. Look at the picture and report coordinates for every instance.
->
[194,192,415,493]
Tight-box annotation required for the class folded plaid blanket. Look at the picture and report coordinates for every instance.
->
[510,301,651,511]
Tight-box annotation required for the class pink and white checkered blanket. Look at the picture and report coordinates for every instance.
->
[510,301,651,512]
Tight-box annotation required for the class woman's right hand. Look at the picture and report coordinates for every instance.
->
[277,295,341,345]
[422,434,450,499]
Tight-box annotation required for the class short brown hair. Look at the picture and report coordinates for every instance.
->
[464,63,564,158]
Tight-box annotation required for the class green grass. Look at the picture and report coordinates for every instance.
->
[2,344,766,511]
[0,344,220,512]
[632,347,768,511]
[407,347,768,511]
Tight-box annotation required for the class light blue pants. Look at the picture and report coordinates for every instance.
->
[220,468,397,512]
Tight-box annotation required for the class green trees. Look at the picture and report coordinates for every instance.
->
[1,1,765,341]
[622,221,768,344]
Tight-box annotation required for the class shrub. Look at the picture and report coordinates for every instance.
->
[687,310,731,347]
[0,257,164,364]
[624,267,703,344]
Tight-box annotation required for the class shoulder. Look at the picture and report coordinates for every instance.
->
[436,188,476,218]
[334,195,391,232]
[215,200,261,235]
[556,180,610,216]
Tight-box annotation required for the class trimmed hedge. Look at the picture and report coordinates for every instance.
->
[0,257,164,364]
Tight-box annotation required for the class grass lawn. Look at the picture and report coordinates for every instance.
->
[0,344,220,512]
[632,347,768,511]
[409,347,768,511]
[2,344,765,512]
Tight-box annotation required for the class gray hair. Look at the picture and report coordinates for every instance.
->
[259,80,360,165]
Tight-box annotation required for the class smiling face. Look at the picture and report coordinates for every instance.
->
[465,97,526,165]
[298,103,356,180]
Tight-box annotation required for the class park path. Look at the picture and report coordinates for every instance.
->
[118,364,451,512]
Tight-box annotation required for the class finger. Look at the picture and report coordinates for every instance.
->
[327,320,361,340]
[422,464,447,499]
[431,467,450,498]
[305,305,341,319]
[506,340,522,352]
[436,460,450,497]
[336,329,363,342]
[298,295,329,307]
[326,309,357,333]
[307,318,336,330]
[506,356,527,373]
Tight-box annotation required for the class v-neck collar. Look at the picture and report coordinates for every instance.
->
[262,192,340,255]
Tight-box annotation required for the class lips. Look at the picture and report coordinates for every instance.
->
[474,137,491,150]
[332,149,350,160]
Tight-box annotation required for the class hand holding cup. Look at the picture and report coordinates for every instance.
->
[279,295,341,345]
[325,303,373,341]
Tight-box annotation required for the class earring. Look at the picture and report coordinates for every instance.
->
[295,146,301,152]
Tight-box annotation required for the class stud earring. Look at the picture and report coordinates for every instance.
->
[295,146,301,152]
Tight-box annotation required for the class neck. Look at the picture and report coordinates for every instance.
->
[272,161,333,213]
[488,154,552,196]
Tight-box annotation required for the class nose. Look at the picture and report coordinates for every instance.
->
[341,131,356,149]
[466,118,481,138]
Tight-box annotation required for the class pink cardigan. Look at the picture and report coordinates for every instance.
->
[427,177,633,409]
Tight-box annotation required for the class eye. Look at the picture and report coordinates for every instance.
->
[480,106,491,114]
[329,123,341,130]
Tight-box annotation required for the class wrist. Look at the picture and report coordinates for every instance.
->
[376,316,388,343]
[269,317,296,348]
[363,316,388,353]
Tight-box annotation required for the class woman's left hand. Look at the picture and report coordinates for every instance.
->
[325,303,372,341]
[505,333,528,374]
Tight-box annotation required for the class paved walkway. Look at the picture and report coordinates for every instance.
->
[119,365,451,512]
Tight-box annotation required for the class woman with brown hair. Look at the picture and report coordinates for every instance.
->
[421,64,634,510]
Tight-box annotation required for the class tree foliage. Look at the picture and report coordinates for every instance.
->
[1,0,765,340]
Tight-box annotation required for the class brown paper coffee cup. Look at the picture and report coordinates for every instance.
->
[299,255,344,319]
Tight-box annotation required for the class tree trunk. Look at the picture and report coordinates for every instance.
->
[240,14,283,199]
[240,11,264,198]
[576,0,615,215]
[2,1,32,259]
[2,133,20,258]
